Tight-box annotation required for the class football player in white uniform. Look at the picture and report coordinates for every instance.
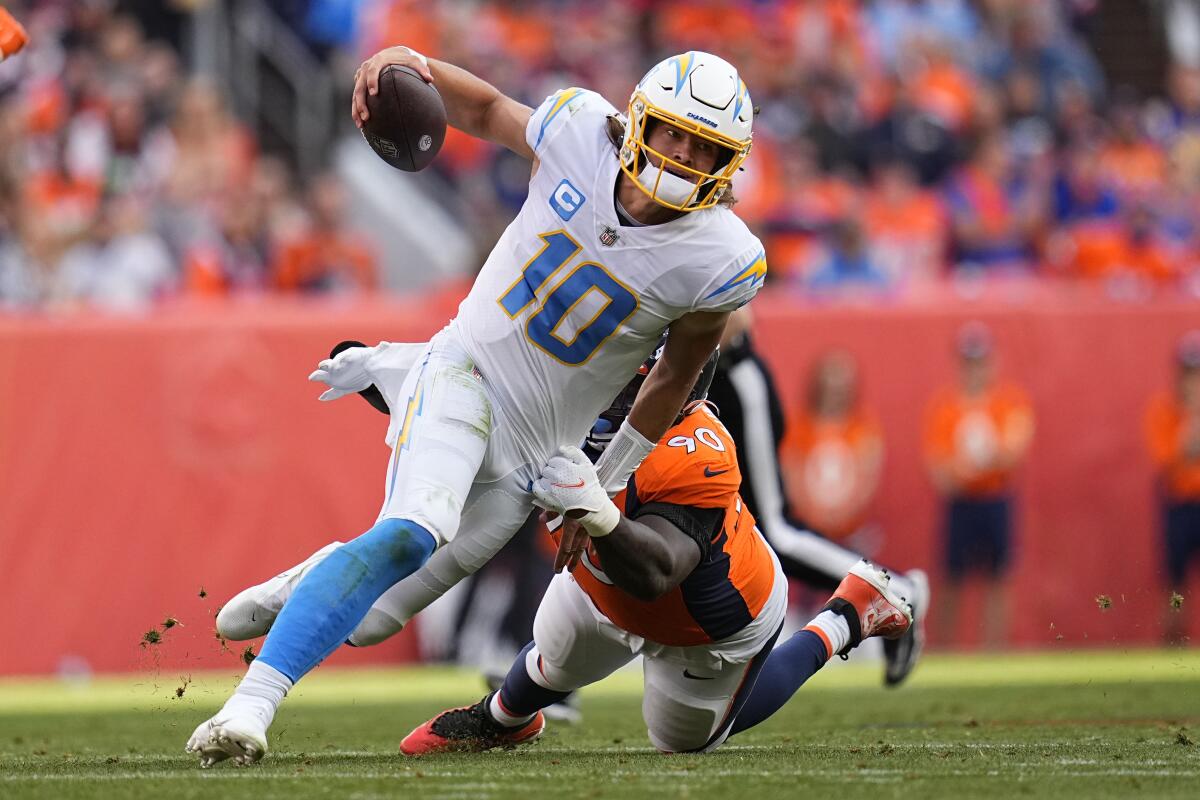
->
[187,48,768,767]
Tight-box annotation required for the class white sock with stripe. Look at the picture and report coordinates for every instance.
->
[803,610,851,660]
[488,691,536,729]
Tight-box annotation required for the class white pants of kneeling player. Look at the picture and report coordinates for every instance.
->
[527,569,786,754]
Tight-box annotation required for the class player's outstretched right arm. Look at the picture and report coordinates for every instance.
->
[351,46,535,161]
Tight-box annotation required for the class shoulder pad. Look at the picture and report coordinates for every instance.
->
[526,88,614,155]
[696,243,767,313]
[636,407,739,509]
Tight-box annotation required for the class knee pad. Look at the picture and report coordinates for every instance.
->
[523,645,575,693]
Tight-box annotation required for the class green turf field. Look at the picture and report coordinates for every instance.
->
[1,650,1198,799]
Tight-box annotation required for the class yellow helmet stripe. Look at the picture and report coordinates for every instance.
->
[672,52,696,96]
[732,78,749,122]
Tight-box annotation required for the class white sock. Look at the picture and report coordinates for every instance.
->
[223,660,293,729]
[488,691,535,729]
[804,610,852,659]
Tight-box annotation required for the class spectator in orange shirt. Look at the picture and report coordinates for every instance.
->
[782,351,884,549]
[761,140,858,281]
[1102,89,1166,201]
[1144,331,1200,644]
[944,132,1044,272]
[924,323,1034,648]
[183,191,270,297]
[272,173,377,294]
[1052,204,1181,286]
[907,36,976,134]
[863,155,948,285]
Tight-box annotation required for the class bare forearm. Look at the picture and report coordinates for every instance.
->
[625,309,728,442]
[353,48,532,158]
[428,59,508,139]
[591,518,682,601]
[626,363,697,444]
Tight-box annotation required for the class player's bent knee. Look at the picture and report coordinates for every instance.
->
[347,518,437,569]
[646,725,712,755]
[525,648,577,694]
[347,607,405,647]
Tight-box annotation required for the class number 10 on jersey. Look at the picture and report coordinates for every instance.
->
[498,230,638,365]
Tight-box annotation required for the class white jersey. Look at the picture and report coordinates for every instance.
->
[455,88,766,468]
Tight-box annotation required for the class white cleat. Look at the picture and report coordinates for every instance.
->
[185,718,232,768]
[216,542,343,640]
[185,711,269,768]
[907,569,930,629]
[883,568,930,687]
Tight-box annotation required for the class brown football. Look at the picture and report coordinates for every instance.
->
[360,65,446,172]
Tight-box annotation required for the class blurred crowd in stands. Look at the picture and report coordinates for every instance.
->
[1,0,1199,311]
[0,0,377,310]
[408,0,1200,296]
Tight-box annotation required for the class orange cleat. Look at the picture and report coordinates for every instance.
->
[822,559,913,657]
[0,8,28,63]
[399,695,545,756]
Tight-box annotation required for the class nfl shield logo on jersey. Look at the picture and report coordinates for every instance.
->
[599,225,620,247]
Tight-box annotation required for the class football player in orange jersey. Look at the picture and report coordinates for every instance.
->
[398,345,913,755]
[923,323,1034,648]
[708,308,929,687]
[1145,331,1200,644]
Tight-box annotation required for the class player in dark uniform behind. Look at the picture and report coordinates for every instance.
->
[708,308,928,685]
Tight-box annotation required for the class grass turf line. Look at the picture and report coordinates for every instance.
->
[0,650,1198,799]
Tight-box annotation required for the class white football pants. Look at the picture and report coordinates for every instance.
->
[522,571,781,753]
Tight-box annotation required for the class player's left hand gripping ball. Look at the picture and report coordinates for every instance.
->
[532,446,620,538]
[308,345,376,401]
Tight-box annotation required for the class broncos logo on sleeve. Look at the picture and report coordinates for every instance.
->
[571,405,777,646]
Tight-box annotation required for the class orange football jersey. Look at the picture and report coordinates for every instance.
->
[782,409,883,540]
[570,405,777,647]
[923,381,1034,497]
[1144,391,1200,500]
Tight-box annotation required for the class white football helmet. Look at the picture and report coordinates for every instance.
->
[620,51,754,211]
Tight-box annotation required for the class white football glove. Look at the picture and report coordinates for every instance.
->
[308,344,379,401]
[531,445,621,537]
